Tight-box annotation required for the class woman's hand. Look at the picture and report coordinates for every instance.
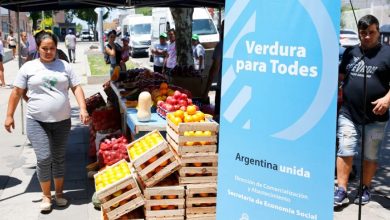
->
[4,116,15,133]
[79,109,90,125]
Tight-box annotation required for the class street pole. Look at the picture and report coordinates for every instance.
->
[16,7,25,135]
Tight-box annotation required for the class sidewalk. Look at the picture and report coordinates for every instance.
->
[0,42,103,220]
[0,42,389,219]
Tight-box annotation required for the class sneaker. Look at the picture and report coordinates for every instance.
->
[334,187,349,207]
[55,193,68,207]
[40,195,52,212]
[354,185,371,205]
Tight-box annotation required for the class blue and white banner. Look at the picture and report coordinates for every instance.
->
[216,1,340,219]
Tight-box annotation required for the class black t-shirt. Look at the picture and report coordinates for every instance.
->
[339,43,390,124]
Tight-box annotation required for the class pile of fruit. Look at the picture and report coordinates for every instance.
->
[92,106,121,131]
[98,135,130,166]
[156,90,194,118]
[182,130,212,146]
[166,106,204,126]
[127,132,164,161]
[94,160,131,191]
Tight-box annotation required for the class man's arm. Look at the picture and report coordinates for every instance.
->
[372,89,390,115]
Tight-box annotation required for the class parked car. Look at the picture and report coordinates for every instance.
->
[339,29,359,47]
[81,30,93,41]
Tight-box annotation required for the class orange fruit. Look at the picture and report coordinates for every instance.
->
[186,105,197,115]
[160,204,168,209]
[199,193,209,197]
[191,114,201,122]
[160,82,168,89]
[193,162,202,167]
[148,156,158,164]
[173,110,185,120]
[152,195,163,200]
[151,206,161,210]
[185,141,194,146]
[160,160,169,167]
[184,115,192,123]
[159,88,168,96]
[172,116,182,126]
[167,205,177,210]
[167,195,177,199]
[196,111,205,121]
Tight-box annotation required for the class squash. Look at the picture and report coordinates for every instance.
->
[111,66,121,81]
[137,91,152,122]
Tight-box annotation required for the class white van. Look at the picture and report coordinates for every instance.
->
[151,7,219,49]
[121,15,152,57]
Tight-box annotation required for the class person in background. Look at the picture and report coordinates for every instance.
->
[20,32,29,65]
[65,29,77,63]
[27,30,69,63]
[0,31,7,87]
[191,34,205,73]
[120,36,130,71]
[4,31,89,212]
[151,33,168,73]
[105,30,122,75]
[7,30,16,58]
[163,29,176,77]
[334,14,390,207]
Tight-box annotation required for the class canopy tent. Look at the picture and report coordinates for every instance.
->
[0,0,225,12]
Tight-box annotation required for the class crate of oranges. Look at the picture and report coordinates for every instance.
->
[94,160,145,220]
[127,130,181,187]
[185,183,217,220]
[178,153,218,185]
[166,106,219,156]
[140,174,185,220]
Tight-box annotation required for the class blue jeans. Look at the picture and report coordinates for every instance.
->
[337,114,386,161]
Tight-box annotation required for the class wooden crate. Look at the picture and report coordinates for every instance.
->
[95,160,133,200]
[98,174,145,220]
[136,174,185,220]
[102,207,145,220]
[166,117,219,156]
[178,153,218,185]
[186,183,217,219]
[127,131,181,187]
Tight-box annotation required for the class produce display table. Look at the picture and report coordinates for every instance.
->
[126,110,167,139]
[110,81,167,139]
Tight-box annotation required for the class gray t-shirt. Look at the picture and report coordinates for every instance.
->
[13,59,80,122]
[65,34,76,49]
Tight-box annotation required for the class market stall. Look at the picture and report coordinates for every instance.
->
[2,1,225,219]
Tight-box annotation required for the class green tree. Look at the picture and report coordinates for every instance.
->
[76,23,83,34]
[66,8,110,39]
[29,11,57,30]
[135,7,152,16]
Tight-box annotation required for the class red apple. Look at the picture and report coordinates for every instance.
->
[180,106,186,111]
[166,96,177,105]
[157,100,164,107]
[174,105,180,110]
[173,90,182,99]
[180,93,188,100]
[187,98,193,105]
[178,100,188,107]
[165,104,174,112]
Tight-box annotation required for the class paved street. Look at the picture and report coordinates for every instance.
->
[0,41,388,219]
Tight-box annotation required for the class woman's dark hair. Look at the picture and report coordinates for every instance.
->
[35,31,58,47]
[168,28,175,34]
[108,29,117,37]
[358,15,379,31]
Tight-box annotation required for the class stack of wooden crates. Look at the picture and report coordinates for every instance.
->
[166,117,219,220]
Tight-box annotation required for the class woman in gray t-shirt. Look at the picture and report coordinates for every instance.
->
[4,31,89,212]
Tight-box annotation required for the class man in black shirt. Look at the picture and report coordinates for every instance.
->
[335,15,390,207]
